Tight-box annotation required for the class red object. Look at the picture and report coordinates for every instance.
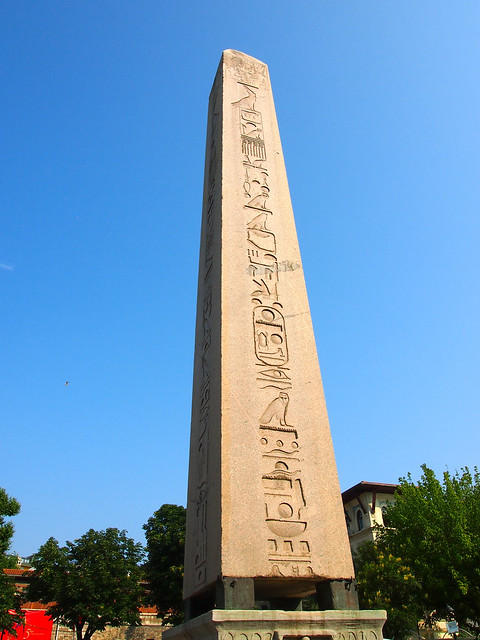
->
[4,610,53,640]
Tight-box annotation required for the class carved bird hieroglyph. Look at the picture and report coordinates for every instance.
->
[259,392,290,427]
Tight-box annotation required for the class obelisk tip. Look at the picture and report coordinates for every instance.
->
[222,49,267,67]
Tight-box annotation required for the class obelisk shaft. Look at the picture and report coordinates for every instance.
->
[184,50,354,607]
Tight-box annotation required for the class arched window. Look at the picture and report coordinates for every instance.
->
[356,509,364,532]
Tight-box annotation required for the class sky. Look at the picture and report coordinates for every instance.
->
[2,2,479,557]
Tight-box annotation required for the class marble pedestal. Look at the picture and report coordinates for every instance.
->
[164,610,386,640]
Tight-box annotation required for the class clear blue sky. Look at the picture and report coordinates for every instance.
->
[2,2,479,557]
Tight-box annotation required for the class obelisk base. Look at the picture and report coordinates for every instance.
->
[163,609,386,640]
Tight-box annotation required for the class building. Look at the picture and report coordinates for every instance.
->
[342,481,398,555]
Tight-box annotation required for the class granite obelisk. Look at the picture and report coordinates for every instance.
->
[180,52,382,636]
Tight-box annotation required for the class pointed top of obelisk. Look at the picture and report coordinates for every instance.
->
[212,50,270,94]
[221,49,267,67]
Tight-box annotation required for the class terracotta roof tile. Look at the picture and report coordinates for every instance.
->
[3,568,34,576]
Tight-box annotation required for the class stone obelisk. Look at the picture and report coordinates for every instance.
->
[166,50,385,640]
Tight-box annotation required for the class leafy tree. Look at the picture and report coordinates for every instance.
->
[355,541,423,640]
[0,573,23,637]
[0,489,20,559]
[26,528,145,640]
[0,487,22,636]
[380,465,480,637]
[143,504,186,626]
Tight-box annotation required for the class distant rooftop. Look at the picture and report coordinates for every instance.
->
[342,481,398,503]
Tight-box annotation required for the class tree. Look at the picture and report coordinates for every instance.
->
[379,465,480,637]
[0,487,22,636]
[143,504,186,626]
[355,541,423,640]
[26,528,145,640]
[355,466,480,639]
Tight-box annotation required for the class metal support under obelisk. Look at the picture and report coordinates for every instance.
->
[164,50,386,640]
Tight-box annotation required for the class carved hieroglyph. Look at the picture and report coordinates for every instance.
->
[184,50,354,601]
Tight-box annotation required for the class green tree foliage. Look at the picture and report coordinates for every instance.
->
[355,465,480,640]
[26,528,145,640]
[0,489,20,558]
[0,487,22,635]
[380,465,480,637]
[0,572,23,637]
[143,504,186,626]
[355,541,423,640]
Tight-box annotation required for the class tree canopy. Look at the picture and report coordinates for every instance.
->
[0,487,22,635]
[355,541,423,640]
[26,528,145,640]
[355,465,480,640]
[0,488,20,558]
[143,504,185,626]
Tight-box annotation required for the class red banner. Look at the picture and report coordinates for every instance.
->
[3,610,53,640]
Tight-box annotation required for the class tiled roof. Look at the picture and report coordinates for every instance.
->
[139,606,158,614]
[20,603,159,615]
[342,481,398,503]
[22,602,51,610]
[4,568,33,576]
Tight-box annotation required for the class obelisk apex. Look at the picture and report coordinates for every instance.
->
[183,49,356,614]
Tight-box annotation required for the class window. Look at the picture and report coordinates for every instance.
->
[381,505,391,527]
[345,514,352,536]
[356,509,364,531]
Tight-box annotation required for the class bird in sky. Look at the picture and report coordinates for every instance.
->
[64,381,70,386]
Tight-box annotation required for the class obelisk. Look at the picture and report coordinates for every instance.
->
[167,50,386,640]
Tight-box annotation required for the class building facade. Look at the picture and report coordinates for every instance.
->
[341,481,398,555]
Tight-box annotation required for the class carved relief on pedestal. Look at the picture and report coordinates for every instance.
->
[222,633,272,640]
[334,633,378,640]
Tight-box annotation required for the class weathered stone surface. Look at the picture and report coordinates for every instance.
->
[53,613,166,640]
[164,610,386,640]
[184,49,355,604]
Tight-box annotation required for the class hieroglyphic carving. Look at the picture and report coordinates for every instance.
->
[230,56,269,86]
[263,466,306,537]
[244,170,271,210]
[268,563,315,578]
[232,84,267,162]
[256,367,292,390]
[248,218,280,308]
[232,78,312,575]
[248,228,276,263]
[193,84,221,587]
[243,166,270,204]
[259,392,291,427]
[254,308,288,367]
